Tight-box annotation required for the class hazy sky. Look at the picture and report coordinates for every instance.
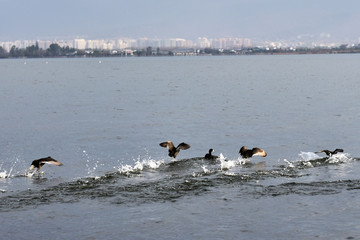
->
[1,0,359,41]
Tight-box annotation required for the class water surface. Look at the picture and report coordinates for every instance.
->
[1,55,360,239]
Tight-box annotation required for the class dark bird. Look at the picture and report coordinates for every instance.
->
[239,146,267,159]
[315,149,344,157]
[204,148,218,160]
[29,156,63,172]
[159,141,190,159]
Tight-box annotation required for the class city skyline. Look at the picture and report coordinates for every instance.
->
[1,0,360,43]
[3,35,359,54]
[0,37,253,51]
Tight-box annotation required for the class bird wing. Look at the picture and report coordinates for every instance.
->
[252,148,267,157]
[160,141,174,150]
[334,149,344,153]
[177,142,190,150]
[41,160,63,166]
[315,150,331,156]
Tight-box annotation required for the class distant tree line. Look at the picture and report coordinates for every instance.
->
[0,44,173,58]
[0,43,79,58]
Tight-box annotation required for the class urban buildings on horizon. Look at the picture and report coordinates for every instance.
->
[1,36,360,53]
[0,37,252,52]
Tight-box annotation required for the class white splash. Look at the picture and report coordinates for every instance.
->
[218,153,234,170]
[82,150,106,177]
[218,153,226,161]
[24,171,36,177]
[143,159,164,169]
[299,151,320,161]
[117,156,164,175]
[0,166,14,178]
[283,159,295,168]
[201,165,210,174]
[0,171,9,178]
[133,161,144,171]
[238,157,251,165]
[224,172,236,176]
[302,161,314,167]
[326,153,352,164]
[220,159,236,170]
[299,151,352,163]
[0,161,16,178]
[118,164,133,174]
[218,153,252,170]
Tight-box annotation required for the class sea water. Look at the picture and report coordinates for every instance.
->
[0,55,360,239]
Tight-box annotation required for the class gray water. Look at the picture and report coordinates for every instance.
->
[0,55,360,239]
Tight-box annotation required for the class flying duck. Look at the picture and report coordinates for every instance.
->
[29,156,63,172]
[315,149,344,157]
[159,141,190,159]
[204,148,218,160]
[239,146,267,159]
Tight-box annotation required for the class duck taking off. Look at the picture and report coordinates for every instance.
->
[204,148,218,160]
[315,149,344,157]
[159,141,190,159]
[29,156,63,172]
[239,146,267,159]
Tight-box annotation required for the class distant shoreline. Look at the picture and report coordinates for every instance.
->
[1,43,360,59]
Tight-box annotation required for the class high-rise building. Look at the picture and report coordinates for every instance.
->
[197,37,211,48]
[37,40,52,49]
[242,38,252,47]
[74,39,87,49]
[87,40,105,49]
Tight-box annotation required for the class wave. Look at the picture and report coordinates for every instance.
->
[263,179,360,197]
[0,152,359,212]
